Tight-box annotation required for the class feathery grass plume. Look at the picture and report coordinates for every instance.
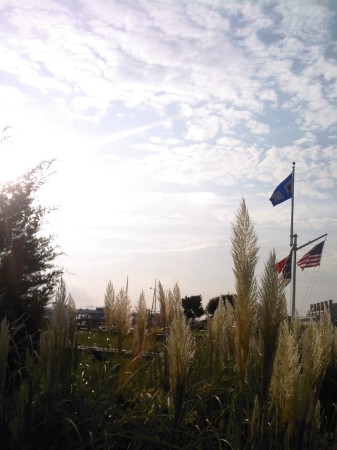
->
[167,282,181,326]
[292,312,334,449]
[270,320,301,448]
[167,306,196,424]
[172,282,181,313]
[207,296,226,371]
[258,250,288,402]
[157,281,181,334]
[119,291,149,390]
[104,281,115,332]
[67,293,77,347]
[38,278,75,422]
[291,312,303,347]
[250,251,288,447]
[167,290,175,326]
[332,326,337,370]
[114,287,132,356]
[66,292,78,392]
[173,282,181,304]
[0,318,9,412]
[224,301,236,360]
[231,199,258,389]
[158,281,169,391]
[157,281,167,332]
[133,290,148,356]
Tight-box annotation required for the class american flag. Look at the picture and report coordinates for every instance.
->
[297,241,325,271]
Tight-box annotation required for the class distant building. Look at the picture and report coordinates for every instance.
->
[306,300,337,325]
[44,306,163,331]
[77,307,105,330]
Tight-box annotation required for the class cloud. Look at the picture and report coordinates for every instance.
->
[1,0,336,307]
[1,0,335,143]
[96,119,172,145]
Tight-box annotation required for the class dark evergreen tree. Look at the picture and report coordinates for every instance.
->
[205,294,236,316]
[0,160,62,339]
[182,295,204,323]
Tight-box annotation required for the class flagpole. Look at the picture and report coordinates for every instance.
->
[291,234,297,321]
[297,233,327,252]
[290,162,296,322]
[272,162,327,322]
[291,233,327,322]
[290,162,295,247]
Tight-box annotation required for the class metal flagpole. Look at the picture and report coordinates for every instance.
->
[296,233,328,253]
[291,234,297,321]
[290,162,295,247]
[285,162,327,322]
[290,162,296,322]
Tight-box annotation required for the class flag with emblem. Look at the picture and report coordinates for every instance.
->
[276,251,292,287]
[269,173,293,206]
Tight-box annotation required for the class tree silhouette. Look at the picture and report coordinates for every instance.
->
[205,294,236,316]
[0,161,62,340]
[182,295,204,323]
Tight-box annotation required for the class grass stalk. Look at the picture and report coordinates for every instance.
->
[167,307,195,425]
[231,199,258,391]
[0,318,9,412]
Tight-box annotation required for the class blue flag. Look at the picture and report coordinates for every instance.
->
[269,173,292,206]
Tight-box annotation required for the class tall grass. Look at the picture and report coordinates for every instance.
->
[248,250,288,446]
[270,320,301,446]
[207,296,227,375]
[167,306,195,425]
[104,280,115,332]
[258,250,288,403]
[249,251,288,447]
[293,312,333,449]
[133,290,148,356]
[231,199,258,392]
[1,200,336,449]
[38,278,78,423]
[114,287,132,356]
[0,318,9,413]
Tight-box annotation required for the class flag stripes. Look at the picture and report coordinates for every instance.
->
[297,241,325,271]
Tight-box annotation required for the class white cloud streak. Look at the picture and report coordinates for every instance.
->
[0,0,336,309]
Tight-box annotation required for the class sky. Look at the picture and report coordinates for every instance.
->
[0,0,336,315]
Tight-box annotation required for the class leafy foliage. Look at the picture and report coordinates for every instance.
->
[0,161,62,337]
[181,295,204,322]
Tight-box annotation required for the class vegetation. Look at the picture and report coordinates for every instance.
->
[133,290,148,355]
[205,294,236,316]
[182,295,204,323]
[1,195,337,449]
[114,288,132,356]
[0,161,62,340]
[103,281,115,332]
